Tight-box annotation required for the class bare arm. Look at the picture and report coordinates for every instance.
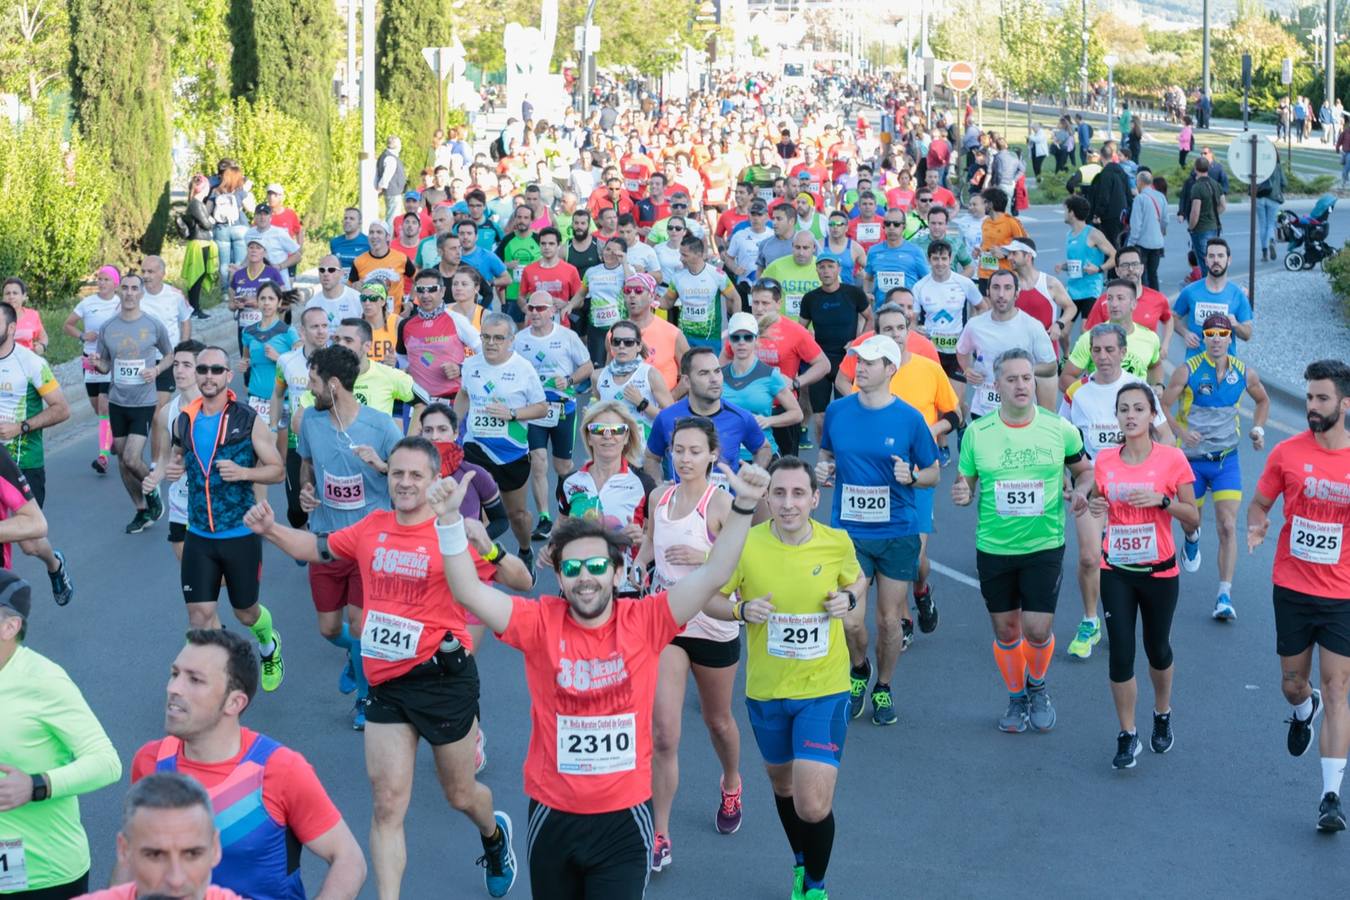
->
[0,498,46,543]
[243,500,328,563]
[305,819,367,900]
[795,352,831,388]
[429,472,517,635]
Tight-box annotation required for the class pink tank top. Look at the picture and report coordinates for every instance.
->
[655,483,739,642]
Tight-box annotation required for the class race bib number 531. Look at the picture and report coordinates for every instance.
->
[995,480,1044,517]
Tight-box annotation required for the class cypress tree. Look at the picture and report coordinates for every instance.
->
[377,0,455,157]
[68,0,173,259]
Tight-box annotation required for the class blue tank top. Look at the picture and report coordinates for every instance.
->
[175,395,260,538]
[155,733,304,900]
[1064,225,1106,300]
[816,239,859,285]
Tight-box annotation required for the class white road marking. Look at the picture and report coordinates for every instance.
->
[929,560,981,589]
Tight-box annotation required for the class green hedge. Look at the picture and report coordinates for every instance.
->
[1323,241,1350,311]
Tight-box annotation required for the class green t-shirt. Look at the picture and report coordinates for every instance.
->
[1067,324,1160,380]
[761,256,822,321]
[1190,177,1224,235]
[740,165,783,204]
[501,234,543,302]
[958,407,1085,554]
[912,231,974,271]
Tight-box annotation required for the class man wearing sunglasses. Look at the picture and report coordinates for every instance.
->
[635,172,671,236]
[430,455,770,899]
[646,192,705,246]
[1161,314,1270,622]
[305,255,363,332]
[395,270,482,405]
[863,210,930,311]
[1081,245,1174,350]
[620,273,688,391]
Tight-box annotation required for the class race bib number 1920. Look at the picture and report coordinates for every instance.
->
[841,484,889,523]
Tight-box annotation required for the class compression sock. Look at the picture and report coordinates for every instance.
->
[773,792,806,858]
[98,417,112,456]
[993,638,1026,693]
[250,605,276,655]
[1023,635,1055,682]
[325,623,353,651]
[799,810,835,889]
[1323,758,1346,796]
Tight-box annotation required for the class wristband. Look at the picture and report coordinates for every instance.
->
[436,518,469,556]
[732,600,744,622]
[485,542,504,563]
[730,501,758,515]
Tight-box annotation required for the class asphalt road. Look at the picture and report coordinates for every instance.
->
[12,340,1350,900]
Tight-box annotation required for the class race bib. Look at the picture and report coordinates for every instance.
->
[979,386,1001,409]
[537,402,563,428]
[0,839,27,892]
[557,714,637,774]
[709,470,732,493]
[1108,523,1158,565]
[767,612,831,659]
[785,293,803,319]
[682,298,711,323]
[624,178,640,192]
[238,308,263,327]
[248,395,270,419]
[1194,301,1229,324]
[979,252,998,271]
[994,479,1044,517]
[1290,517,1343,565]
[471,410,509,438]
[756,187,775,203]
[875,271,905,293]
[323,471,366,511]
[115,358,146,385]
[857,222,881,243]
[510,265,523,283]
[592,303,621,327]
[933,333,959,353]
[841,484,890,523]
[361,610,424,661]
[1064,259,1083,279]
[1092,422,1124,450]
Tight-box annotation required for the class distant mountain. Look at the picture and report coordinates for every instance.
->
[1084,0,1299,28]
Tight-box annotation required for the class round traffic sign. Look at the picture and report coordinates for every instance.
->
[1228,133,1277,184]
[946,61,976,92]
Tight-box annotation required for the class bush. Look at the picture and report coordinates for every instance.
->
[1323,241,1350,305]
[1287,172,1336,196]
[196,98,324,233]
[0,115,114,308]
[1029,168,1070,204]
[322,100,418,235]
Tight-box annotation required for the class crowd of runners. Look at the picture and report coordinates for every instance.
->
[1,70,1349,900]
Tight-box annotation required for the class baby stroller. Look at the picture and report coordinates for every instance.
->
[1276,193,1337,271]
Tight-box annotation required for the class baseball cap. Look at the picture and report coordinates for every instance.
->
[624,271,657,294]
[748,200,768,215]
[1002,239,1037,258]
[848,334,902,367]
[0,570,32,619]
[246,237,265,248]
[1201,313,1234,331]
[727,312,759,336]
[253,203,273,215]
[815,255,840,268]
[404,190,422,201]
[265,183,285,196]
[796,191,815,203]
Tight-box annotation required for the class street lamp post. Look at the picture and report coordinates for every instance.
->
[1104,54,1117,142]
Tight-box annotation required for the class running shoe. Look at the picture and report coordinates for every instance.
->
[914,585,938,633]
[1212,594,1236,621]
[901,617,914,651]
[475,728,487,775]
[49,550,74,606]
[1318,792,1347,832]
[91,456,108,475]
[478,811,517,897]
[124,510,154,534]
[1287,689,1323,757]
[518,547,534,575]
[1180,527,1202,573]
[351,699,365,731]
[1113,731,1141,769]
[871,685,897,726]
[716,779,743,834]
[530,514,552,541]
[260,632,284,692]
[1150,711,1174,753]
[798,427,814,451]
[338,658,356,695]
[804,889,829,900]
[145,488,164,522]
[792,865,806,900]
[650,833,672,872]
[1027,686,1056,732]
[1067,618,1101,659]
[938,445,952,467]
[998,694,1030,733]
[848,661,871,719]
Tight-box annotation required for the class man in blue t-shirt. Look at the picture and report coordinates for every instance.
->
[329,207,371,269]
[456,219,510,306]
[1172,237,1253,357]
[864,211,931,310]
[644,346,770,481]
[814,334,939,727]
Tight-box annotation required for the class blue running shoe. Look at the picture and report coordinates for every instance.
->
[1181,527,1202,573]
[1212,594,1236,621]
[338,658,357,695]
[938,445,952,467]
[352,699,366,731]
[478,811,517,897]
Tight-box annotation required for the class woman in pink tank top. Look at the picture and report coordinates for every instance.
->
[639,416,744,871]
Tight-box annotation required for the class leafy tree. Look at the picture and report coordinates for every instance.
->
[0,0,69,103]
[169,0,232,138]
[377,0,455,155]
[68,0,173,259]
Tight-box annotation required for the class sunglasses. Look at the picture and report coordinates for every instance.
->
[729,332,756,343]
[668,225,685,231]
[586,422,630,437]
[884,221,905,227]
[361,295,383,302]
[196,364,228,375]
[759,278,780,289]
[622,287,649,295]
[317,266,341,273]
[670,203,689,209]
[1202,328,1231,338]
[916,197,933,203]
[414,285,441,294]
[611,337,640,347]
[559,556,613,578]
[527,305,552,312]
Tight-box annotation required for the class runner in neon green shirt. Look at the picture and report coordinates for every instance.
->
[0,574,122,896]
[761,233,822,322]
